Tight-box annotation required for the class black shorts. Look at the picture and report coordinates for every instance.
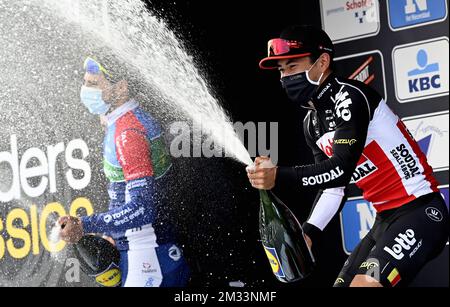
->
[334,192,449,287]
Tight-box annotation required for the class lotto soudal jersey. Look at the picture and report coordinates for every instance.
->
[81,100,174,251]
[277,74,439,213]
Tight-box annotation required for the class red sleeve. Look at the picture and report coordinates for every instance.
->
[115,128,154,181]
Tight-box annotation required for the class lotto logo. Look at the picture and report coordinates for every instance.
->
[332,86,353,121]
[384,229,420,260]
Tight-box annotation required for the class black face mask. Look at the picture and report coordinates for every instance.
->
[281,72,318,107]
[280,59,323,107]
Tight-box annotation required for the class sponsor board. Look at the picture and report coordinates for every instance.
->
[388,0,448,31]
[335,50,388,100]
[402,111,449,172]
[392,37,449,103]
[0,135,99,287]
[320,0,381,44]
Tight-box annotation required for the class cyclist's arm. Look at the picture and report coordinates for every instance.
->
[277,87,370,191]
[303,188,346,241]
[301,113,347,241]
[81,129,156,234]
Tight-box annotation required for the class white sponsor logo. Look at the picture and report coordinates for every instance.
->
[142,263,157,274]
[320,0,380,44]
[425,207,444,222]
[384,229,418,260]
[409,239,423,258]
[403,111,449,172]
[390,144,421,180]
[318,83,332,99]
[105,208,134,226]
[127,178,148,190]
[169,245,182,262]
[104,215,113,224]
[302,166,345,186]
[332,86,353,121]
[393,37,449,103]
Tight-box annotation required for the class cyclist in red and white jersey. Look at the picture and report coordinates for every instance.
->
[247,25,449,287]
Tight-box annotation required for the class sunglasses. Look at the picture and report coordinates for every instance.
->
[267,38,304,57]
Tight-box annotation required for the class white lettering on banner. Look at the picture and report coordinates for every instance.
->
[0,135,91,202]
[65,258,81,283]
[66,139,91,191]
[405,0,428,14]
[357,202,376,240]
[302,167,345,186]
[19,147,49,198]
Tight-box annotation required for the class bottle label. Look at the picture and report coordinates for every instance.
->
[93,262,122,287]
[263,245,286,278]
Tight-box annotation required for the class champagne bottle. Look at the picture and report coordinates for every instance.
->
[259,190,315,283]
[69,235,122,287]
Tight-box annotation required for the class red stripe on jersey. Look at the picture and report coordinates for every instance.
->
[115,112,154,181]
[397,120,439,193]
[357,141,411,211]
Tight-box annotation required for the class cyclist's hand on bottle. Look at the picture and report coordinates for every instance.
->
[58,216,84,244]
[246,156,278,190]
[102,235,116,247]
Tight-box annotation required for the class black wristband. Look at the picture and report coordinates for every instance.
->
[302,222,322,243]
[275,166,298,189]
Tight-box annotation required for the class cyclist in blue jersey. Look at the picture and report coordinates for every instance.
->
[59,57,190,287]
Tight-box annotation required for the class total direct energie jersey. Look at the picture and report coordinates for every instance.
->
[81,100,174,251]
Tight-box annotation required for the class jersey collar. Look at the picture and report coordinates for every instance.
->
[105,100,139,127]
[312,73,335,107]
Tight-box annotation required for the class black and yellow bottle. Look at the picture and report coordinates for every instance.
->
[70,235,122,287]
[259,190,315,283]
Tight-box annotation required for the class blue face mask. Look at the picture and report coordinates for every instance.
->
[80,86,111,115]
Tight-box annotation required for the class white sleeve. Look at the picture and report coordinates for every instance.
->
[307,187,346,231]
